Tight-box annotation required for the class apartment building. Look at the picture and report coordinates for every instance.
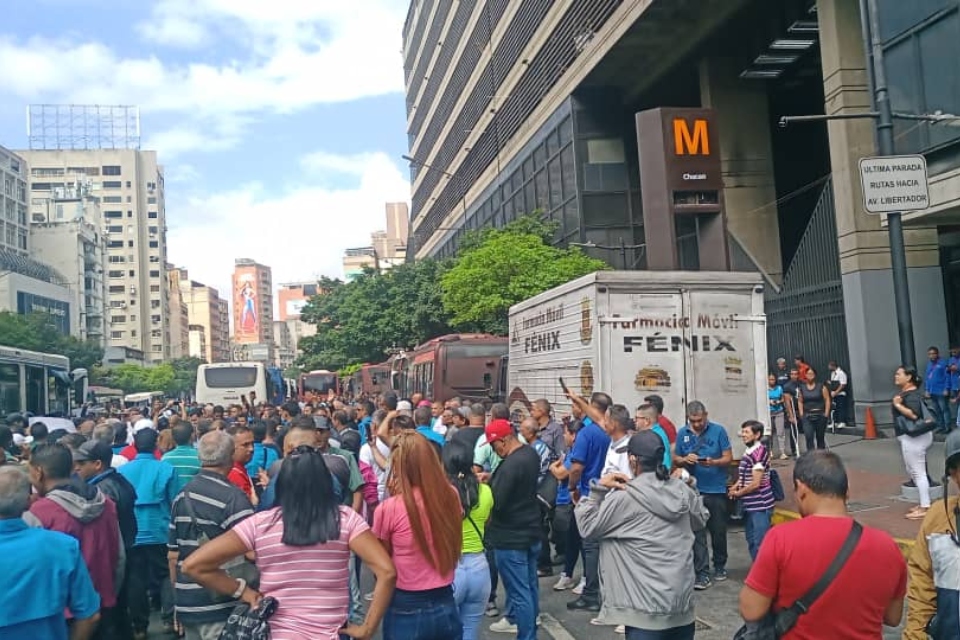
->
[232,259,274,357]
[166,265,190,359]
[20,149,170,363]
[175,267,230,364]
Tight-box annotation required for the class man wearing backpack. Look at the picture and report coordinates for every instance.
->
[739,450,905,638]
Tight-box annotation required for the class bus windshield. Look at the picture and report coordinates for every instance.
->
[203,367,259,389]
[302,373,337,394]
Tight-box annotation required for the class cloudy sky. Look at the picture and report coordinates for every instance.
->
[0,0,412,303]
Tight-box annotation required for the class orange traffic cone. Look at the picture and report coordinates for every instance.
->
[864,407,877,440]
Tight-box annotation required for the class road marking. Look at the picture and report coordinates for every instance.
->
[539,613,578,640]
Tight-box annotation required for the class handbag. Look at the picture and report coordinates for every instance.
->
[769,469,785,502]
[218,596,279,640]
[897,400,938,437]
[181,492,260,591]
[733,520,863,640]
[537,472,559,509]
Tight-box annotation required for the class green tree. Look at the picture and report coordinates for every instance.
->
[441,227,609,334]
[169,357,205,396]
[298,259,456,370]
[0,311,104,371]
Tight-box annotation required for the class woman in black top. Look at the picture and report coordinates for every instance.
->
[892,365,933,520]
[796,367,831,451]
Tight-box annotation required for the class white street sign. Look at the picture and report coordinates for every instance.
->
[859,155,929,214]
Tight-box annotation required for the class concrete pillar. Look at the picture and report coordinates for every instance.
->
[699,56,783,283]
[818,0,947,426]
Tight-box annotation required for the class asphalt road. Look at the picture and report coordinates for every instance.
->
[150,523,906,639]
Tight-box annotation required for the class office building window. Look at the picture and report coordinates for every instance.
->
[102,181,122,189]
[108,285,125,294]
[108,270,124,278]
[107,226,123,234]
[102,196,122,203]
[148,211,157,219]
[149,241,158,248]
[108,240,124,248]
[102,166,121,176]
[111,315,127,324]
[149,270,160,278]
[110,331,124,339]
[150,285,160,293]
[105,210,123,219]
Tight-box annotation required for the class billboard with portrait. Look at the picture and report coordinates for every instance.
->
[233,267,259,344]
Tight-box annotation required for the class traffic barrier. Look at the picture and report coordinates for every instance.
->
[864,407,878,440]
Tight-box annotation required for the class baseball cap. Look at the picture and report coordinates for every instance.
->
[73,440,112,465]
[417,400,432,408]
[133,418,155,434]
[485,419,513,445]
[627,429,666,462]
[397,400,413,412]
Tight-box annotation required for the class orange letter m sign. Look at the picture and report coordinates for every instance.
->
[673,118,710,156]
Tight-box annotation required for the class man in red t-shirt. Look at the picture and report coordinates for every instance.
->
[643,394,677,443]
[740,450,906,639]
[225,425,256,501]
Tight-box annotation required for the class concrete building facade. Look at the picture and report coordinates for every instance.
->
[402,0,957,426]
[19,149,171,364]
[175,267,230,364]
[342,202,410,279]
[29,184,108,346]
[0,146,28,255]
[166,265,191,359]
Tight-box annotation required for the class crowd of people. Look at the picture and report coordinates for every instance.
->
[1,374,957,640]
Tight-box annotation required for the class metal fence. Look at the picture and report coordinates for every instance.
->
[765,178,851,404]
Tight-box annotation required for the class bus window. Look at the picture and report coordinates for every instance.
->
[0,364,20,417]
[204,367,258,388]
[49,373,70,416]
[26,365,45,415]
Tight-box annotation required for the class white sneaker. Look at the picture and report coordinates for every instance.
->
[490,618,517,634]
[615,625,625,634]
[553,573,575,591]
[537,615,542,626]
[572,577,586,595]
[589,617,611,626]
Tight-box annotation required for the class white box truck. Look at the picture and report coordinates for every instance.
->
[507,271,768,457]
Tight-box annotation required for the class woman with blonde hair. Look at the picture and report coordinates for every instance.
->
[373,431,464,639]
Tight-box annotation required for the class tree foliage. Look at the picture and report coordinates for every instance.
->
[95,357,204,396]
[0,311,104,372]
[297,259,455,370]
[441,226,609,335]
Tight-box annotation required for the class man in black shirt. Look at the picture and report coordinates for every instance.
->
[485,419,542,640]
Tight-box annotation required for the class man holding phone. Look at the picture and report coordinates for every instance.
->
[673,400,732,591]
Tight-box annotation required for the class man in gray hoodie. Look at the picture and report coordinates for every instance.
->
[575,430,708,639]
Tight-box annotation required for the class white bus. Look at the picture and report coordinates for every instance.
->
[195,362,269,406]
[0,345,88,419]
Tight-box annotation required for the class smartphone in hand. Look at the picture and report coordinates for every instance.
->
[559,377,569,394]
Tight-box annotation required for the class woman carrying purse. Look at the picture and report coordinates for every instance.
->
[892,365,935,521]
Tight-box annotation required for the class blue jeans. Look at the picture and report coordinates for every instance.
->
[382,586,462,640]
[454,552,491,640]
[744,508,772,560]
[494,543,541,640]
[625,622,696,639]
[931,394,951,430]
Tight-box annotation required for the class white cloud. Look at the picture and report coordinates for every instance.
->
[300,151,389,176]
[165,151,410,306]
[0,0,408,157]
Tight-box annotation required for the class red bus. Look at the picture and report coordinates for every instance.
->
[298,370,339,401]
[391,334,507,403]
[346,363,391,399]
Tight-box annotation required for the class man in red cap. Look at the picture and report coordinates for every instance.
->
[484,419,542,639]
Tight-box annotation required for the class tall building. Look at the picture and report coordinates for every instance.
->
[29,183,108,346]
[20,147,170,363]
[175,267,230,364]
[166,265,190,359]
[0,145,76,335]
[273,320,296,370]
[276,281,324,367]
[342,202,409,279]
[232,259,274,361]
[401,0,958,426]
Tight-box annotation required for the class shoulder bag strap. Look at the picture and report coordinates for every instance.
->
[465,513,487,550]
[779,520,862,627]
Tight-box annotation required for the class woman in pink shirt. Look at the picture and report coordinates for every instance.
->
[373,432,464,639]
[183,445,397,640]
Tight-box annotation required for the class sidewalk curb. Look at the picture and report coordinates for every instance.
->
[772,507,915,557]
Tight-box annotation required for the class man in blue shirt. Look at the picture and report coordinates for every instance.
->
[413,405,446,451]
[948,346,960,427]
[674,400,732,590]
[926,347,951,431]
[564,390,612,612]
[0,466,100,640]
[357,400,375,443]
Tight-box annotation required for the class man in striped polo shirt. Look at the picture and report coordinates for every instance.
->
[168,431,254,640]
[729,420,775,561]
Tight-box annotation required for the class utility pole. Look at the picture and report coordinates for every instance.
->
[862,0,916,367]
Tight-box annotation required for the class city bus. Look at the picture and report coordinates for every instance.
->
[0,345,88,419]
[298,370,340,401]
[391,334,508,404]
[346,363,391,399]
[195,362,272,406]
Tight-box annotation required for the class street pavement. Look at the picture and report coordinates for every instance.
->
[149,432,924,638]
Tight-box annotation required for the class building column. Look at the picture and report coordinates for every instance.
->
[818,0,946,426]
[699,56,783,283]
